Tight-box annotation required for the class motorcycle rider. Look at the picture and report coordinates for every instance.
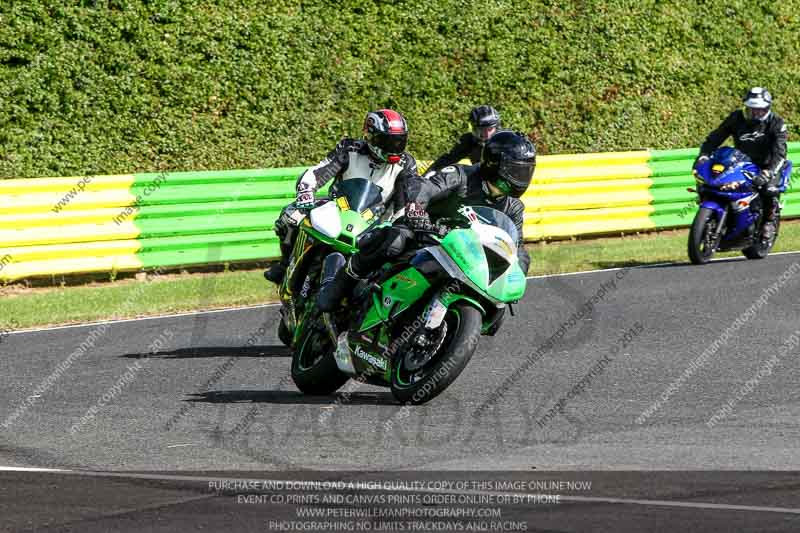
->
[425,105,503,176]
[694,87,789,241]
[318,130,536,315]
[264,109,418,284]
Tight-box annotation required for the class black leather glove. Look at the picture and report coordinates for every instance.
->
[753,169,771,189]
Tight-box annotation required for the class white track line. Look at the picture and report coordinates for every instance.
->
[7,249,800,336]
[0,468,797,515]
[0,466,71,472]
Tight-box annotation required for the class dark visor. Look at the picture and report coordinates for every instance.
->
[498,159,534,185]
[374,132,408,154]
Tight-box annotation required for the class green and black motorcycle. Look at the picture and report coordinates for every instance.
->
[289,192,528,404]
[276,178,388,348]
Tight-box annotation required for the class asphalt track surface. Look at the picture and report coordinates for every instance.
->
[2,253,800,531]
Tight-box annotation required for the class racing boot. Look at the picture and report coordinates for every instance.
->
[263,260,288,284]
[265,213,300,285]
[760,195,779,242]
[317,254,360,312]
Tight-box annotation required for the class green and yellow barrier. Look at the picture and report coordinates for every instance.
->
[522,142,800,240]
[0,168,305,281]
[1,143,799,282]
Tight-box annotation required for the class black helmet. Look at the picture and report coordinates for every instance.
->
[480,131,536,198]
[742,87,772,124]
[469,105,501,143]
[363,109,408,164]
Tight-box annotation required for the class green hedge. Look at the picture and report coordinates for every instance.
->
[1,1,798,178]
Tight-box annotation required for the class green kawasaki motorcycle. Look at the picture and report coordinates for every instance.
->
[277,178,388,348]
[290,198,528,405]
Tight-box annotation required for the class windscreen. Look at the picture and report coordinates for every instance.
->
[469,206,520,243]
[330,178,384,213]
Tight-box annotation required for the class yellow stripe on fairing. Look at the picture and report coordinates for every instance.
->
[0,254,143,282]
[0,207,141,229]
[0,240,141,262]
[0,189,139,214]
[0,221,140,247]
[0,175,135,194]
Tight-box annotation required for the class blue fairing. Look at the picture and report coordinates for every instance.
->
[695,148,790,241]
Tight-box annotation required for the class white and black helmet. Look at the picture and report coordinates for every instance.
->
[469,105,501,143]
[742,87,772,124]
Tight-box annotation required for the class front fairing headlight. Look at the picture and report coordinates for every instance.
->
[720,180,745,191]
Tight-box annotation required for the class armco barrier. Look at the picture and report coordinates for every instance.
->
[523,142,800,240]
[0,168,306,281]
[1,143,798,282]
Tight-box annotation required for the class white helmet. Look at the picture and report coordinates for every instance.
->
[742,87,772,124]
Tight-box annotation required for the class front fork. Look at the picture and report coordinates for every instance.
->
[711,207,727,247]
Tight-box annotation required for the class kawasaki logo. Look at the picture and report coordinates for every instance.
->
[354,345,387,370]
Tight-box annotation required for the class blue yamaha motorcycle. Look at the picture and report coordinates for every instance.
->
[688,147,792,264]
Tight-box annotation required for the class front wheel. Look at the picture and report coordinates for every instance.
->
[390,302,482,405]
[743,215,780,260]
[291,322,349,395]
[688,207,719,265]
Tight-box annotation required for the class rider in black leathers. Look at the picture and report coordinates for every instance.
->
[425,105,503,176]
[695,87,789,240]
[317,130,536,317]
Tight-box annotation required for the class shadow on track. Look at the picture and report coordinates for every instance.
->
[119,345,291,359]
[185,389,397,405]
[590,256,749,272]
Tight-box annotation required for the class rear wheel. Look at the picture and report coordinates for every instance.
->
[688,207,719,265]
[291,321,349,395]
[743,215,780,259]
[390,302,482,405]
